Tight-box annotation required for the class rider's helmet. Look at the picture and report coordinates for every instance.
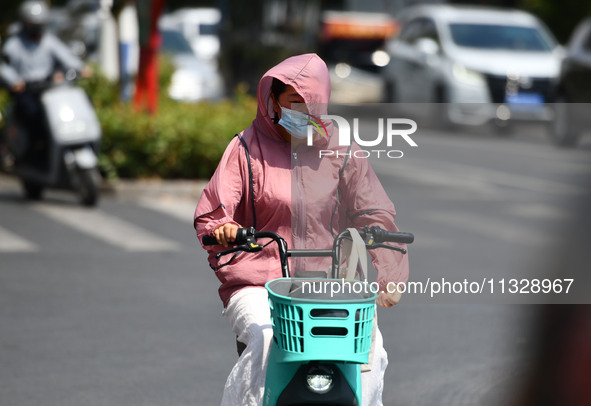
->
[19,0,49,41]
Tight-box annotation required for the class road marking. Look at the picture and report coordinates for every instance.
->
[417,129,591,168]
[507,203,570,221]
[372,159,505,198]
[137,196,196,224]
[420,159,585,196]
[422,211,551,247]
[373,158,586,197]
[33,204,180,252]
[0,225,37,252]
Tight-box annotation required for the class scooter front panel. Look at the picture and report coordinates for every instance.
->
[41,86,101,145]
[264,341,361,406]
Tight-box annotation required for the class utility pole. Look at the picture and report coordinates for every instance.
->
[134,0,166,114]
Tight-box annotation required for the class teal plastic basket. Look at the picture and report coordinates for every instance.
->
[265,278,378,364]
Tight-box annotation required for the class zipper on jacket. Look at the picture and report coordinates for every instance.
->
[292,148,306,274]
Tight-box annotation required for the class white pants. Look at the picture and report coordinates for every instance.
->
[220,287,388,406]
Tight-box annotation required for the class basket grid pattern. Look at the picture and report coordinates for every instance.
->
[354,306,374,354]
[270,299,375,357]
[272,302,304,353]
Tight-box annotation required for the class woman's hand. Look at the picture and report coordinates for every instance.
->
[377,290,402,307]
[214,223,240,247]
[11,81,25,93]
[81,65,93,78]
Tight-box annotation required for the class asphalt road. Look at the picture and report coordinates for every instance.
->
[1,121,590,406]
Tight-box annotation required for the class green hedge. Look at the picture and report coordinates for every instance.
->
[84,58,257,180]
[1,57,257,180]
[95,96,256,179]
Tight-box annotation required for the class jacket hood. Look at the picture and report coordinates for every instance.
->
[253,53,333,144]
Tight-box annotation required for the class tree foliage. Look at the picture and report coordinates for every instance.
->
[520,0,591,43]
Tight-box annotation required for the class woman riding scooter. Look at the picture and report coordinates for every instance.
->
[194,53,409,405]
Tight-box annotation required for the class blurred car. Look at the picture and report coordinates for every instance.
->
[160,29,224,102]
[383,5,563,126]
[320,11,397,103]
[320,11,398,72]
[329,63,385,103]
[159,8,221,63]
[552,17,591,147]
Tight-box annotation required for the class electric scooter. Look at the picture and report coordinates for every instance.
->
[0,70,102,206]
[203,226,414,405]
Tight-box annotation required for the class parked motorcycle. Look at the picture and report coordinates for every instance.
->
[204,226,414,405]
[0,70,102,206]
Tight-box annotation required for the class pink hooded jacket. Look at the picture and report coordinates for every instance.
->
[194,54,409,306]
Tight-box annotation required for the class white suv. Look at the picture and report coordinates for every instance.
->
[383,5,563,126]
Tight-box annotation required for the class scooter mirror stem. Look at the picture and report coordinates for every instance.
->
[65,68,77,81]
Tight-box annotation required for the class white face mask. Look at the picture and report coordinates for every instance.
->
[277,106,311,139]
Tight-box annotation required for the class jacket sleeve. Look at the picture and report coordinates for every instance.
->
[194,136,248,246]
[47,34,85,73]
[0,39,21,87]
[340,147,409,289]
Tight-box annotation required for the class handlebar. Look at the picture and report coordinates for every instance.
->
[20,80,54,93]
[366,228,414,244]
[19,69,82,93]
[202,227,281,247]
[202,226,413,278]
[203,227,289,276]
[202,227,414,247]
[202,235,219,246]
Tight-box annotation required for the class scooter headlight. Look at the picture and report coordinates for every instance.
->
[59,106,75,122]
[306,366,334,394]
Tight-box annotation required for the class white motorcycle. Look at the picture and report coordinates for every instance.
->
[1,71,102,206]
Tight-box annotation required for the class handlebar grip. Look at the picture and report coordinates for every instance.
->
[375,230,414,244]
[202,227,254,246]
[202,235,219,246]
